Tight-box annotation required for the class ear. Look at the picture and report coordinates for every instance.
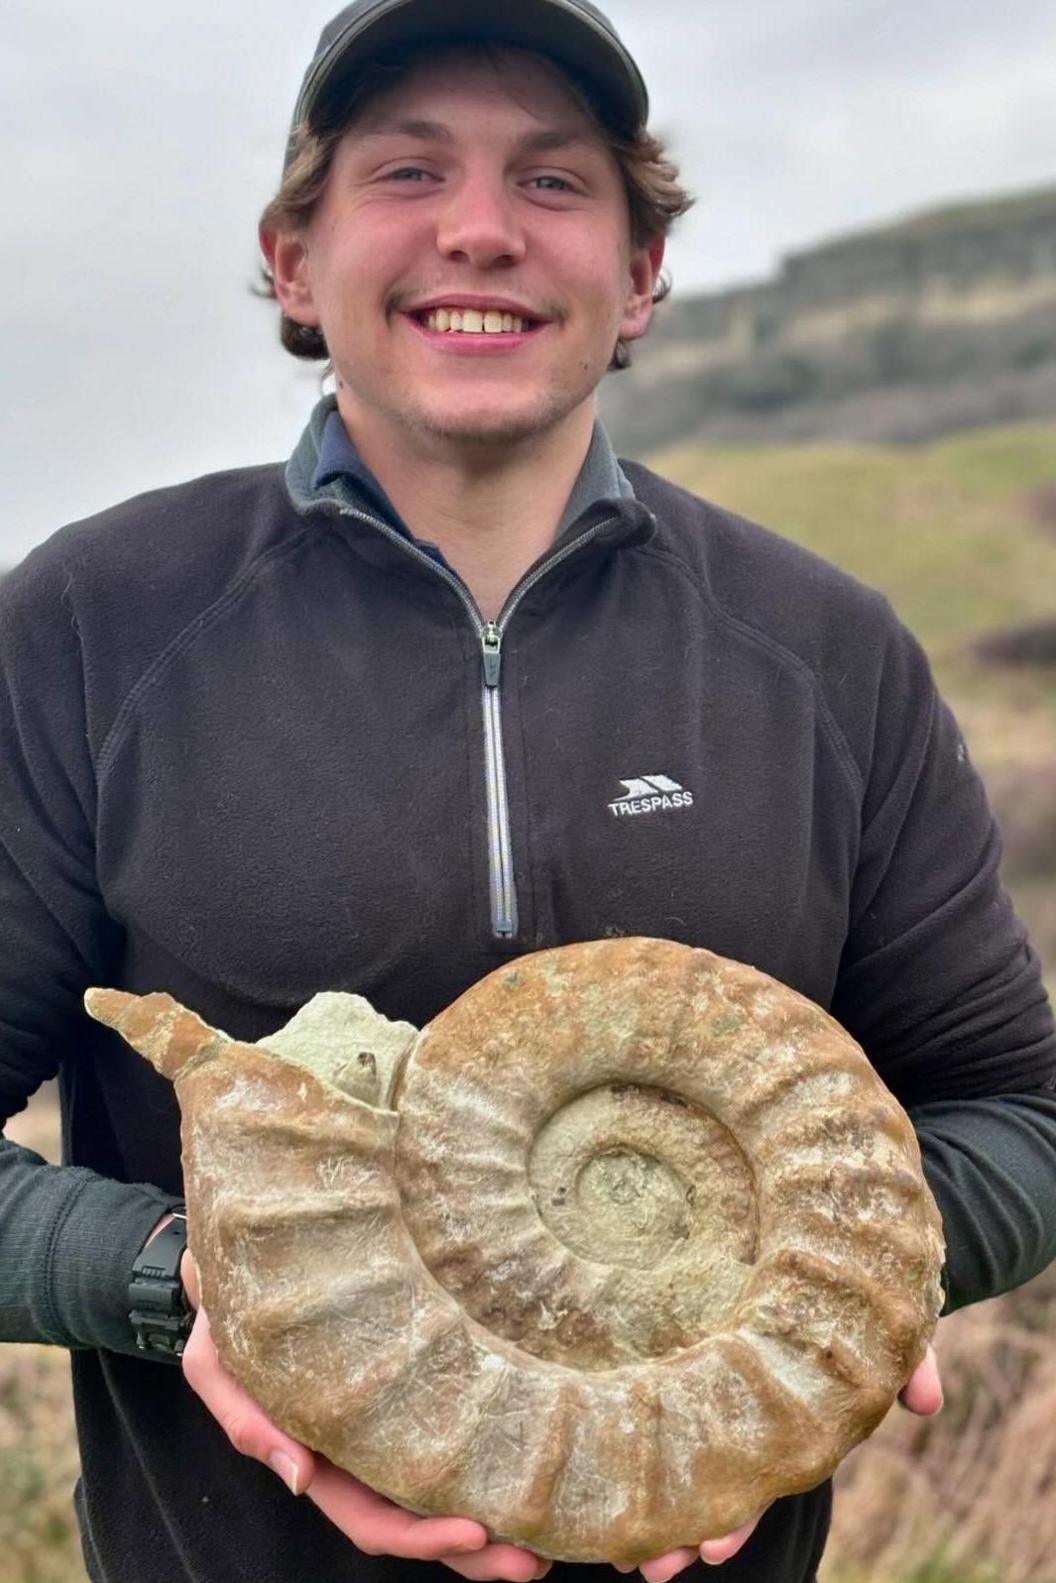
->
[259,224,322,328]
[619,238,666,345]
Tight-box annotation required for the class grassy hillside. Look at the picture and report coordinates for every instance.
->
[648,420,1056,675]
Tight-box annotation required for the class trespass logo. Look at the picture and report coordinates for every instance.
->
[608,776,695,819]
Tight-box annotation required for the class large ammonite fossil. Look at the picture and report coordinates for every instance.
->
[86,938,944,1565]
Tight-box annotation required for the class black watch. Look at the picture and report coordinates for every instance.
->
[129,1209,193,1363]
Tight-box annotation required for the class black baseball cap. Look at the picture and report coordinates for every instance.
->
[286,0,650,166]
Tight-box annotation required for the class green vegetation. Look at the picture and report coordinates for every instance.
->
[649,420,1056,660]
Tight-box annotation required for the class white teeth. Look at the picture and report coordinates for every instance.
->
[423,308,528,335]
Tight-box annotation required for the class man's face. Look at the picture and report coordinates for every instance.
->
[267,50,664,455]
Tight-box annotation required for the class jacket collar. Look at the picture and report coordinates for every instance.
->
[284,395,654,560]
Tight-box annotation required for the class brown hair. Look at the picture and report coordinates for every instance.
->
[256,40,695,372]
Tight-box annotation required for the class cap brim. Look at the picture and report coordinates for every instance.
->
[293,0,648,148]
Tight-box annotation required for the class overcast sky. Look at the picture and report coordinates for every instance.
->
[4,0,1056,566]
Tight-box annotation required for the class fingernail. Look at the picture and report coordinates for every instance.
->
[267,1451,301,1496]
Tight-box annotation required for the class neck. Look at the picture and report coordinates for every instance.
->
[334,396,598,621]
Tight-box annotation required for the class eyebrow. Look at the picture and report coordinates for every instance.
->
[354,118,599,155]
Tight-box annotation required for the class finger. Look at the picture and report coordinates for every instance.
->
[639,1547,698,1583]
[439,1543,551,1580]
[180,1247,200,1310]
[699,1512,763,1565]
[898,1343,943,1417]
[306,1458,488,1559]
[181,1307,315,1496]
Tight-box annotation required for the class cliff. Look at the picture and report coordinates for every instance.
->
[600,182,1056,454]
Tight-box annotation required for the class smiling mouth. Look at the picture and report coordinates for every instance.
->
[409,308,546,336]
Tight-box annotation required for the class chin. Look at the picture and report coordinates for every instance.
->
[408,394,587,448]
[426,419,549,447]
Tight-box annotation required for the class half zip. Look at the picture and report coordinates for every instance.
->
[331,498,622,939]
[481,626,516,937]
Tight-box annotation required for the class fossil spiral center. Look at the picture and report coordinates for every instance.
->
[529,1083,757,1280]
[398,1063,761,1367]
[546,1147,689,1265]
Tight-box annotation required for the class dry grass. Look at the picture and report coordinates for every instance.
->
[0,1091,86,1583]
[4,1084,62,1165]
[822,1271,1056,1583]
[0,1344,82,1583]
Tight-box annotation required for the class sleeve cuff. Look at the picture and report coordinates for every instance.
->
[45,1171,184,1355]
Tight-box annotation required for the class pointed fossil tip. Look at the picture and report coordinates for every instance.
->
[82,988,226,1081]
[83,986,136,1028]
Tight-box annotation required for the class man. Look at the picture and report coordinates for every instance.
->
[1,4,1054,1583]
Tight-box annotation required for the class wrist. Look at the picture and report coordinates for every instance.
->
[143,1210,179,1247]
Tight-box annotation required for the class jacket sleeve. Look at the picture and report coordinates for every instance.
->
[830,606,1056,1314]
[0,551,182,1355]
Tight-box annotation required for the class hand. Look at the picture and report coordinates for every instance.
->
[620,1345,944,1580]
[610,1513,764,1582]
[176,1248,550,1581]
[610,1513,764,1581]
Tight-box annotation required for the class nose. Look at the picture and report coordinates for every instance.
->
[434,172,528,269]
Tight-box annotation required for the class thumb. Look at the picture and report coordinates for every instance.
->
[181,1305,317,1496]
[180,1247,200,1310]
[898,1343,943,1417]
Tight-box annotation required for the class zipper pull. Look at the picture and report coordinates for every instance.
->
[481,624,503,688]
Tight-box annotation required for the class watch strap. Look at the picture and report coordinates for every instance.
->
[129,1209,192,1363]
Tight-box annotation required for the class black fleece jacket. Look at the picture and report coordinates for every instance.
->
[1,401,1054,1583]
